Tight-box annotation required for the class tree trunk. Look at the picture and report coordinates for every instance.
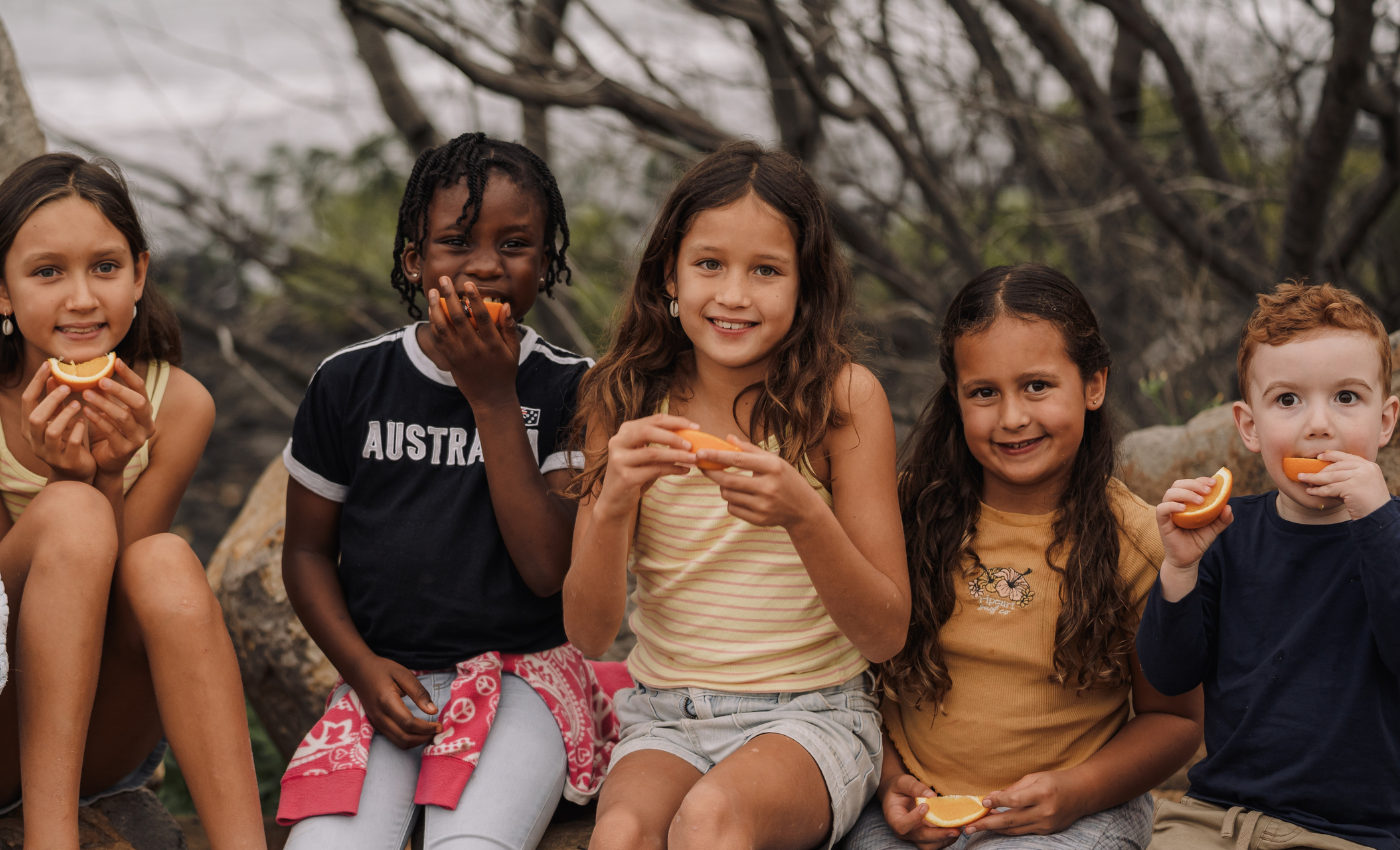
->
[0,16,45,180]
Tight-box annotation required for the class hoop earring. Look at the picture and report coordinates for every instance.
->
[1,315,11,336]
[669,299,679,318]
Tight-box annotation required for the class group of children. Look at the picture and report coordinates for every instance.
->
[0,132,1390,850]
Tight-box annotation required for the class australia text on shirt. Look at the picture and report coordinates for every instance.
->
[362,410,543,466]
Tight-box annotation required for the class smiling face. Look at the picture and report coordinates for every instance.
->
[1234,329,1398,513]
[0,195,147,364]
[954,316,1107,513]
[401,173,547,321]
[666,192,799,373]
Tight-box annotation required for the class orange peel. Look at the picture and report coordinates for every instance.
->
[673,428,739,470]
[915,795,990,828]
[48,352,115,391]
[1281,457,1332,481]
[1171,466,1232,529]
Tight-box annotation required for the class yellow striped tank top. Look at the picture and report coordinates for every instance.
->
[0,360,171,522]
[626,402,868,692]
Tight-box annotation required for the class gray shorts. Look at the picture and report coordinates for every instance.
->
[611,672,883,849]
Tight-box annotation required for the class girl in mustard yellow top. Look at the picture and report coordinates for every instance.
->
[850,265,1204,850]
[563,143,909,850]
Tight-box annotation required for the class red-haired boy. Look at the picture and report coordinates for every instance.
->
[1140,283,1399,849]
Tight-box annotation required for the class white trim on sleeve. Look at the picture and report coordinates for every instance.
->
[540,450,584,474]
[283,439,349,503]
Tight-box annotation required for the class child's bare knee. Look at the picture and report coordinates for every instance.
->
[119,535,221,627]
[668,784,748,850]
[590,809,665,850]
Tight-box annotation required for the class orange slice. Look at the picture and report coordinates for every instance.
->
[1281,457,1332,481]
[48,352,115,391]
[440,294,503,329]
[674,428,739,470]
[915,795,989,828]
[1171,466,1232,529]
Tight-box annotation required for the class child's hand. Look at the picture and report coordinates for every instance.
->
[427,277,521,408]
[969,771,1086,836]
[697,436,828,529]
[80,359,156,478]
[21,362,94,483]
[1157,477,1233,570]
[880,775,963,849]
[1297,450,1392,520]
[596,414,698,514]
[345,654,443,750]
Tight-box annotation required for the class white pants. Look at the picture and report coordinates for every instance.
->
[284,672,568,850]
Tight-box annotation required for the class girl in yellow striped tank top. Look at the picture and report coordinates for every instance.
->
[564,143,910,850]
[0,154,265,848]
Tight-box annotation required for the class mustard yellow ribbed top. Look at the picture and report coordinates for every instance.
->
[883,480,1163,796]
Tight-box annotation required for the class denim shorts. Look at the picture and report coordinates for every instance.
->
[0,738,167,815]
[611,672,883,849]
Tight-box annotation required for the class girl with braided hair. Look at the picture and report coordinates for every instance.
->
[279,133,625,850]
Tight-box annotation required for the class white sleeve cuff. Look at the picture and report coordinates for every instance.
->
[540,450,584,474]
[282,440,349,502]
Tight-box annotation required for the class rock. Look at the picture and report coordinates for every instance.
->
[0,789,187,850]
[1121,331,1400,503]
[206,458,336,759]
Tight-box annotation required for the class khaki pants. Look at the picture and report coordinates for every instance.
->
[1152,796,1374,850]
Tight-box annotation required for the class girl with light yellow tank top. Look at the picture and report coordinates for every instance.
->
[0,153,266,848]
[563,143,909,850]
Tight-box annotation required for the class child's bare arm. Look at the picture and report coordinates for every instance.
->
[563,414,697,657]
[972,651,1203,836]
[427,281,577,596]
[697,365,910,662]
[282,479,442,749]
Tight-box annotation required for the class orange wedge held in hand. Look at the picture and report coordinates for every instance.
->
[674,428,739,471]
[48,352,115,391]
[1171,466,1232,529]
[1282,457,1332,481]
[915,795,990,828]
[440,292,504,329]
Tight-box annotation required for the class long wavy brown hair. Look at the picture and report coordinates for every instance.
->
[880,264,1137,712]
[566,141,853,499]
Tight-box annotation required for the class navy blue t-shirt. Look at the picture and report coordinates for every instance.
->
[284,323,591,670]
[1138,493,1400,849]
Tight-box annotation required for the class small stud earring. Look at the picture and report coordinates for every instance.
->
[669,299,679,318]
[1,315,11,336]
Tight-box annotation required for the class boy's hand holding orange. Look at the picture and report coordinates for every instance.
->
[1157,467,1235,602]
[1287,451,1391,520]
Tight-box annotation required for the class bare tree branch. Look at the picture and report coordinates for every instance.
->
[1107,20,1143,136]
[515,0,572,160]
[341,2,445,155]
[1277,0,1377,281]
[995,0,1269,298]
[1088,0,1266,263]
[1320,82,1400,278]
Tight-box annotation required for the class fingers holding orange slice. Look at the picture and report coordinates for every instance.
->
[1171,466,1232,529]
[1281,457,1332,481]
[673,428,739,470]
[48,352,116,391]
[914,795,989,828]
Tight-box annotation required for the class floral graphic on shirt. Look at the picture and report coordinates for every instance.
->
[967,564,1035,610]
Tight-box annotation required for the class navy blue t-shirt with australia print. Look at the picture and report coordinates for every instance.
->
[284,323,591,671]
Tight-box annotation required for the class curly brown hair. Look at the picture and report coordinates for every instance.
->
[566,141,853,499]
[880,264,1138,712]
